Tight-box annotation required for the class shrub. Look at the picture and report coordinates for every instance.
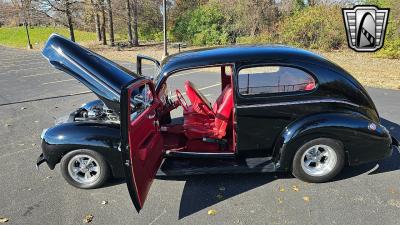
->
[276,6,346,50]
[172,4,229,45]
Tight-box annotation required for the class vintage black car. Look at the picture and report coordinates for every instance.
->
[37,34,398,212]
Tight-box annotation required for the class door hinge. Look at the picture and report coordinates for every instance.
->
[124,160,131,167]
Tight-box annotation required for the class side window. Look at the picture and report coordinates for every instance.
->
[130,84,153,121]
[238,66,316,95]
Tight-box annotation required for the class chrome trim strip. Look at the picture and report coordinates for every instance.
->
[236,99,359,109]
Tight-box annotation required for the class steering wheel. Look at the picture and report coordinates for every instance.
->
[175,89,189,112]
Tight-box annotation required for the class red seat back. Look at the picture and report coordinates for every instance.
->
[213,86,233,138]
[185,81,214,116]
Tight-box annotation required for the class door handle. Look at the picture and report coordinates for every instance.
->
[148,111,156,119]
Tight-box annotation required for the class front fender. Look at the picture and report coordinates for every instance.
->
[272,112,392,171]
[41,122,123,177]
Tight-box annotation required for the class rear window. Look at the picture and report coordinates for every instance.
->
[238,66,316,95]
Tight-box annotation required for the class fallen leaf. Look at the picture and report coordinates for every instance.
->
[32,143,36,146]
[46,176,52,179]
[292,185,299,192]
[20,107,27,110]
[83,214,94,223]
[216,194,224,200]
[278,187,285,192]
[5,124,11,127]
[218,186,226,191]
[101,200,108,205]
[207,209,217,216]
[303,196,310,202]
[277,197,283,204]
[0,217,9,223]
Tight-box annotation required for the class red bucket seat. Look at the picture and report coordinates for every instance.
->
[182,82,233,139]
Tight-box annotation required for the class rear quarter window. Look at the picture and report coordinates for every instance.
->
[238,66,316,95]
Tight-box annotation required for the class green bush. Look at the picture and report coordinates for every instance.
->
[276,6,346,50]
[172,4,229,45]
[376,37,400,58]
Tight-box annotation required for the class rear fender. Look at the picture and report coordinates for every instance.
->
[272,112,392,170]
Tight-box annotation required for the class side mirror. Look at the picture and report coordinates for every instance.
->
[136,55,161,76]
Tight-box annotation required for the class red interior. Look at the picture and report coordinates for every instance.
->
[160,65,235,153]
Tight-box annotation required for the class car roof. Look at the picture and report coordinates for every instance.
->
[160,45,334,75]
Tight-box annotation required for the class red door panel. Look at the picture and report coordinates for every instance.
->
[120,79,164,212]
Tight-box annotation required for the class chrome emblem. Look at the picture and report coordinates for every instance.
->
[368,123,377,131]
[342,5,390,52]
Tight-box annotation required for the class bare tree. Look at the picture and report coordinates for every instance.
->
[125,0,133,47]
[33,0,80,42]
[99,0,107,45]
[90,0,101,41]
[131,0,138,46]
[106,0,114,46]
[65,1,75,41]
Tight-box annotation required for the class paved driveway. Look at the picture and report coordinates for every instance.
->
[0,46,399,225]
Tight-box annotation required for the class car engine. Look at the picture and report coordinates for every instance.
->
[63,100,119,124]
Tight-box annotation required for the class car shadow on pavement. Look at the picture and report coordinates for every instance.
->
[175,172,291,219]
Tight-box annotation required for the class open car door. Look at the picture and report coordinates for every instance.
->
[120,78,164,212]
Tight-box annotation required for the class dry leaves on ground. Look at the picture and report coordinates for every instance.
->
[0,217,9,223]
[83,214,94,223]
[292,185,299,192]
[302,196,310,202]
[207,209,217,216]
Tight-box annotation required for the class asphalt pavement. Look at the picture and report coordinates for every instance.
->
[0,45,399,225]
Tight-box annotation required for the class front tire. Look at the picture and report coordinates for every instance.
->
[60,149,110,189]
[292,138,345,183]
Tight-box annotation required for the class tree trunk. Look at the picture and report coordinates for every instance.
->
[106,0,115,46]
[126,0,133,47]
[100,0,107,45]
[131,0,139,46]
[91,0,101,41]
[65,1,75,42]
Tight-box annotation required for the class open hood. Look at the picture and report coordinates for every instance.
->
[42,34,139,114]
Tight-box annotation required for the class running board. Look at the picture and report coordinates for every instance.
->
[156,157,276,176]
[164,150,235,159]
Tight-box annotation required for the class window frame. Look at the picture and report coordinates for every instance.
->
[130,83,155,121]
[234,63,318,99]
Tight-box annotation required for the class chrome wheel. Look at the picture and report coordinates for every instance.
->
[300,144,337,177]
[67,154,100,184]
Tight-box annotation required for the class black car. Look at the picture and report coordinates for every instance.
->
[37,34,398,212]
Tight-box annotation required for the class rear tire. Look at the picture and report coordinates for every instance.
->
[292,138,345,183]
[60,149,110,189]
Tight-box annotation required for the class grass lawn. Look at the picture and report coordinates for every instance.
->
[0,26,96,48]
